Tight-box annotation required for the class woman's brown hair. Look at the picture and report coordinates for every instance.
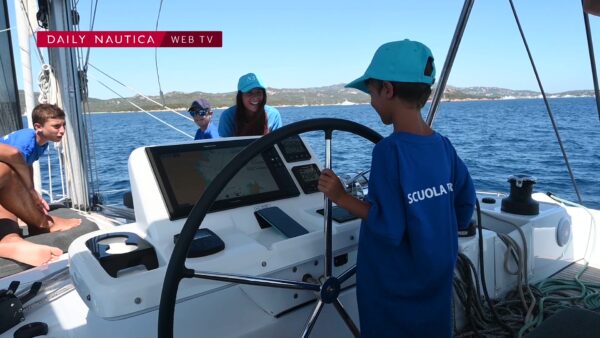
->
[234,89,269,136]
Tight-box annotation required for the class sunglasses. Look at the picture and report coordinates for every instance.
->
[189,109,210,117]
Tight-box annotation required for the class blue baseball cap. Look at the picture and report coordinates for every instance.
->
[346,39,436,93]
[237,73,266,93]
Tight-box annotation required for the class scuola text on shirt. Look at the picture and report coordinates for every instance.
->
[407,183,453,205]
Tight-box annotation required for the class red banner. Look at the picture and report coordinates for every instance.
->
[37,31,222,48]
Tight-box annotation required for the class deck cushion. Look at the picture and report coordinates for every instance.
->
[0,208,98,279]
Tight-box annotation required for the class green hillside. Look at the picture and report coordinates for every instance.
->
[19,86,595,113]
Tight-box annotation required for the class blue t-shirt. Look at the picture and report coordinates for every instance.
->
[0,128,49,165]
[217,105,282,137]
[357,131,475,338]
[194,123,219,140]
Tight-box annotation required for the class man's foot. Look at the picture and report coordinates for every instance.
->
[0,235,63,266]
[27,215,82,236]
[48,216,81,232]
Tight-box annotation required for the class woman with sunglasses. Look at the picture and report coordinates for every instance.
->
[218,73,282,137]
[189,98,219,140]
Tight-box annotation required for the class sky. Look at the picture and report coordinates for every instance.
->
[7,0,600,100]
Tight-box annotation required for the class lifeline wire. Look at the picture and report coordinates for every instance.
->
[508,0,584,205]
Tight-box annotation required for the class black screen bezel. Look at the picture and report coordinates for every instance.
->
[277,135,311,162]
[146,139,300,220]
[291,164,321,194]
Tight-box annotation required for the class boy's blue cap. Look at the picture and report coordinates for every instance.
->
[346,39,436,93]
[237,73,266,93]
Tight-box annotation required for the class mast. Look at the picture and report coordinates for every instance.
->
[45,0,91,210]
[13,0,41,192]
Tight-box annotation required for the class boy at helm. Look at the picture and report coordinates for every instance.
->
[318,40,476,337]
[0,104,81,266]
[189,98,219,140]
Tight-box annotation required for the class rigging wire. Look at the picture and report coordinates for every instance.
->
[69,0,102,206]
[91,75,194,139]
[80,96,102,205]
[155,0,166,106]
[87,62,193,121]
[508,0,584,205]
[581,0,600,121]
[83,0,99,71]
[427,0,474,125]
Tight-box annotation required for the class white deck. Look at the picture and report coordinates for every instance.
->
[1,137,599,338]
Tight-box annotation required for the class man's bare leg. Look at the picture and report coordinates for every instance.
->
[0,163,81,232]
[0,162,79,265]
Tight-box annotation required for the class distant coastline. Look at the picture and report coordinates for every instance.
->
[19,85,595,114]
[77,95,596,115]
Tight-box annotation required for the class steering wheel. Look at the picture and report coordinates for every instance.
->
[158,118,382,338]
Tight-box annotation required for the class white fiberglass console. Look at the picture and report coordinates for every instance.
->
[477,193,574,297]
[454,192,576,330]
[68,136,361,319]
[459,192,575,297]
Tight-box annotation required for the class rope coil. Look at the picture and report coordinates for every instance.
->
[37,63,57,104]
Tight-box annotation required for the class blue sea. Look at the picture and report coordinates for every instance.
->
[39,97,600,210]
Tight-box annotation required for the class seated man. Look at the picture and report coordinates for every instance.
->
[0,104,81,266]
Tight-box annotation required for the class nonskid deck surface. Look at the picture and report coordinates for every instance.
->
[0,271,358,338]
[553,261,600,283]
[0,208,99,278]
[514,262,600,338]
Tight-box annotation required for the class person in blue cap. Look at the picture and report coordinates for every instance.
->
[218,73,282,137]
[318,40,476,338]
[188,98,219,140]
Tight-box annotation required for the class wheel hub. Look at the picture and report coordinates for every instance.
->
[320,277,341,303]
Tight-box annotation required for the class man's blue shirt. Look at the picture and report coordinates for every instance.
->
[0,129,48,165]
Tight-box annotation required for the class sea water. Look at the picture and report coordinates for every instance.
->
[39,97,600,209]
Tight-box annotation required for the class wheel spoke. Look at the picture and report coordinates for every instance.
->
[193,270,320,291]
[337,265,356,284]
[324,132,333,278]
[333,299,360,337]
[301,300,324,338]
